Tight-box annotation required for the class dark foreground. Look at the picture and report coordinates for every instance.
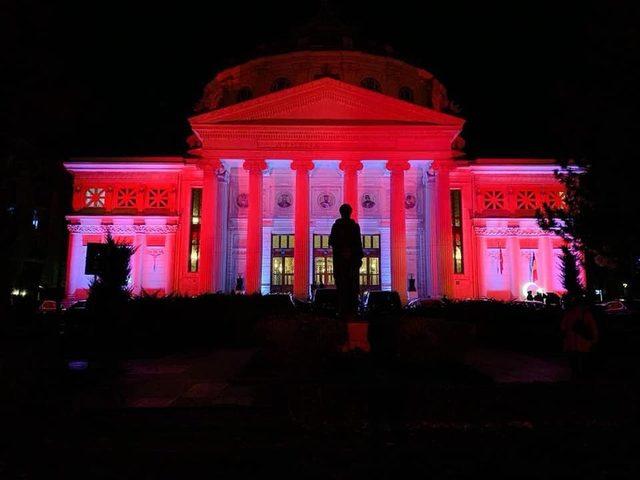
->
[2,345,640,479]
[2,301,640,478]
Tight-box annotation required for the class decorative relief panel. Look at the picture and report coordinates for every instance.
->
[317,192,336,209]
[75,183,176,213]
[546,191,566,209]
[147,188,170,208]
[478,188,565,216]
[67,224,178,234]
[115,188,138,208]
[84,188,107,208]
[236,193,249,208]
[515,190,537,210]
[482,190,505,210]
[404,193,417,209]
[276,192,293,209]
[474,226,553,237]
[311,186,340,217]
[361,193,376,209]
[359,188,382,216]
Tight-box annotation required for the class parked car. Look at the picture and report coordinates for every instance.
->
[310,288,339,315]
[66,300,88,311]
[38,299,59,314]
[262,292,296,314]
[596,299,640,317]
[405,297,446,317]
[359,290,402,320]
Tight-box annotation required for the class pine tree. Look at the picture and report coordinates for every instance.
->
[87,233,135,311]
[560,245,584,298]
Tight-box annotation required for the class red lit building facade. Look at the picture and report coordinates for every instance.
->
[64,51,567,303]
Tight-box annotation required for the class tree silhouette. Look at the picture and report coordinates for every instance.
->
[560,246,584,298]
[87,233,135,311]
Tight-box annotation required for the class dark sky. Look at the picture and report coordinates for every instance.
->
[3,0,639,161]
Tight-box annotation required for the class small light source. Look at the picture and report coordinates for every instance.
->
[20,289,27,297]
[522,281,544,298]
[68,360,89,371]
[622,283,628,289]
[11,289,20,296]
[32,209,39,229]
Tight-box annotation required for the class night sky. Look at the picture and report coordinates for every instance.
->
[3,0,639,161]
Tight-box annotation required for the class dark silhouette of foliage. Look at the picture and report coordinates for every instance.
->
[559,246,584,298]
[87,233,136,311]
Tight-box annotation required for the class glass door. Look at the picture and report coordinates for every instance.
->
[313,234,334,287]
[271,234,294,293]
[359,234,381,291]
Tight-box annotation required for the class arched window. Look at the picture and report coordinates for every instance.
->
[399,86,414,102]
[360,77,381,92]
[236,87,253,102]
[270,77,292,92]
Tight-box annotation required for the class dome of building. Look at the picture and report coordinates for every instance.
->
[195,4,452,114]
[196,50,450,114]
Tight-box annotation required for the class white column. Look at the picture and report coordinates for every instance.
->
[477,235,487,297]
[216,168,230,291]
[423,168,438,297]
[387,159,410,304]
[165,230,176,294]
[540,236,554,293]
[65,230,84,299]
[434,162,454,298]
[508,236,521,299]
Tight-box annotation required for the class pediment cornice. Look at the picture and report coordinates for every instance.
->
[190,78,464,127]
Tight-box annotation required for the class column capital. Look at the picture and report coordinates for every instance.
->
[200,158,222,172]
[432,159,455,172]
[216,166,229,183]
[386,159,410,172]
[339,159,363,172]
[243,159,268,172]
[291,159,315,171]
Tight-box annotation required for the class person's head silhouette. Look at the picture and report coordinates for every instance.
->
[339,203,352,219]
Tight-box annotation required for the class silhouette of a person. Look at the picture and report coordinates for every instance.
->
[329,204,364,317]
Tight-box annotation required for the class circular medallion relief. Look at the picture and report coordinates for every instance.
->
[276,192,292,209]
[361,193,376,209]
[405,193,417,209]
[236,193,248,208]
[317,192,335,209]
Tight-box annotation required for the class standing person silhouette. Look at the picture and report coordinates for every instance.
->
[329,204,364,318]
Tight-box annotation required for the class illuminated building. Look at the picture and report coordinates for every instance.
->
[64,50,567,302]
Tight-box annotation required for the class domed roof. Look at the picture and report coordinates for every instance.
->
[195,5,452,115]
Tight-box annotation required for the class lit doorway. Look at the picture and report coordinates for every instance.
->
[359,234,381,291]
[313,234,334,288]
[271,234,294,293]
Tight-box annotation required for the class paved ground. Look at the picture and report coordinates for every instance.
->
[463,348,571,383]
[3,342,640,478]
[72,349,256,409]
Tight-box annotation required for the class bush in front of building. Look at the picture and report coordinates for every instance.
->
[447,300,562,352]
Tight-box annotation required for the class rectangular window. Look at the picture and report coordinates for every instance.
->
[313,234,334,287]
[360,234,381,289]
[271,233,294,292]
[188,188,202,272]
[451,189,464,274]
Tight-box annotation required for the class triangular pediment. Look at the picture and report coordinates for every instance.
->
[189,77,464,127]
